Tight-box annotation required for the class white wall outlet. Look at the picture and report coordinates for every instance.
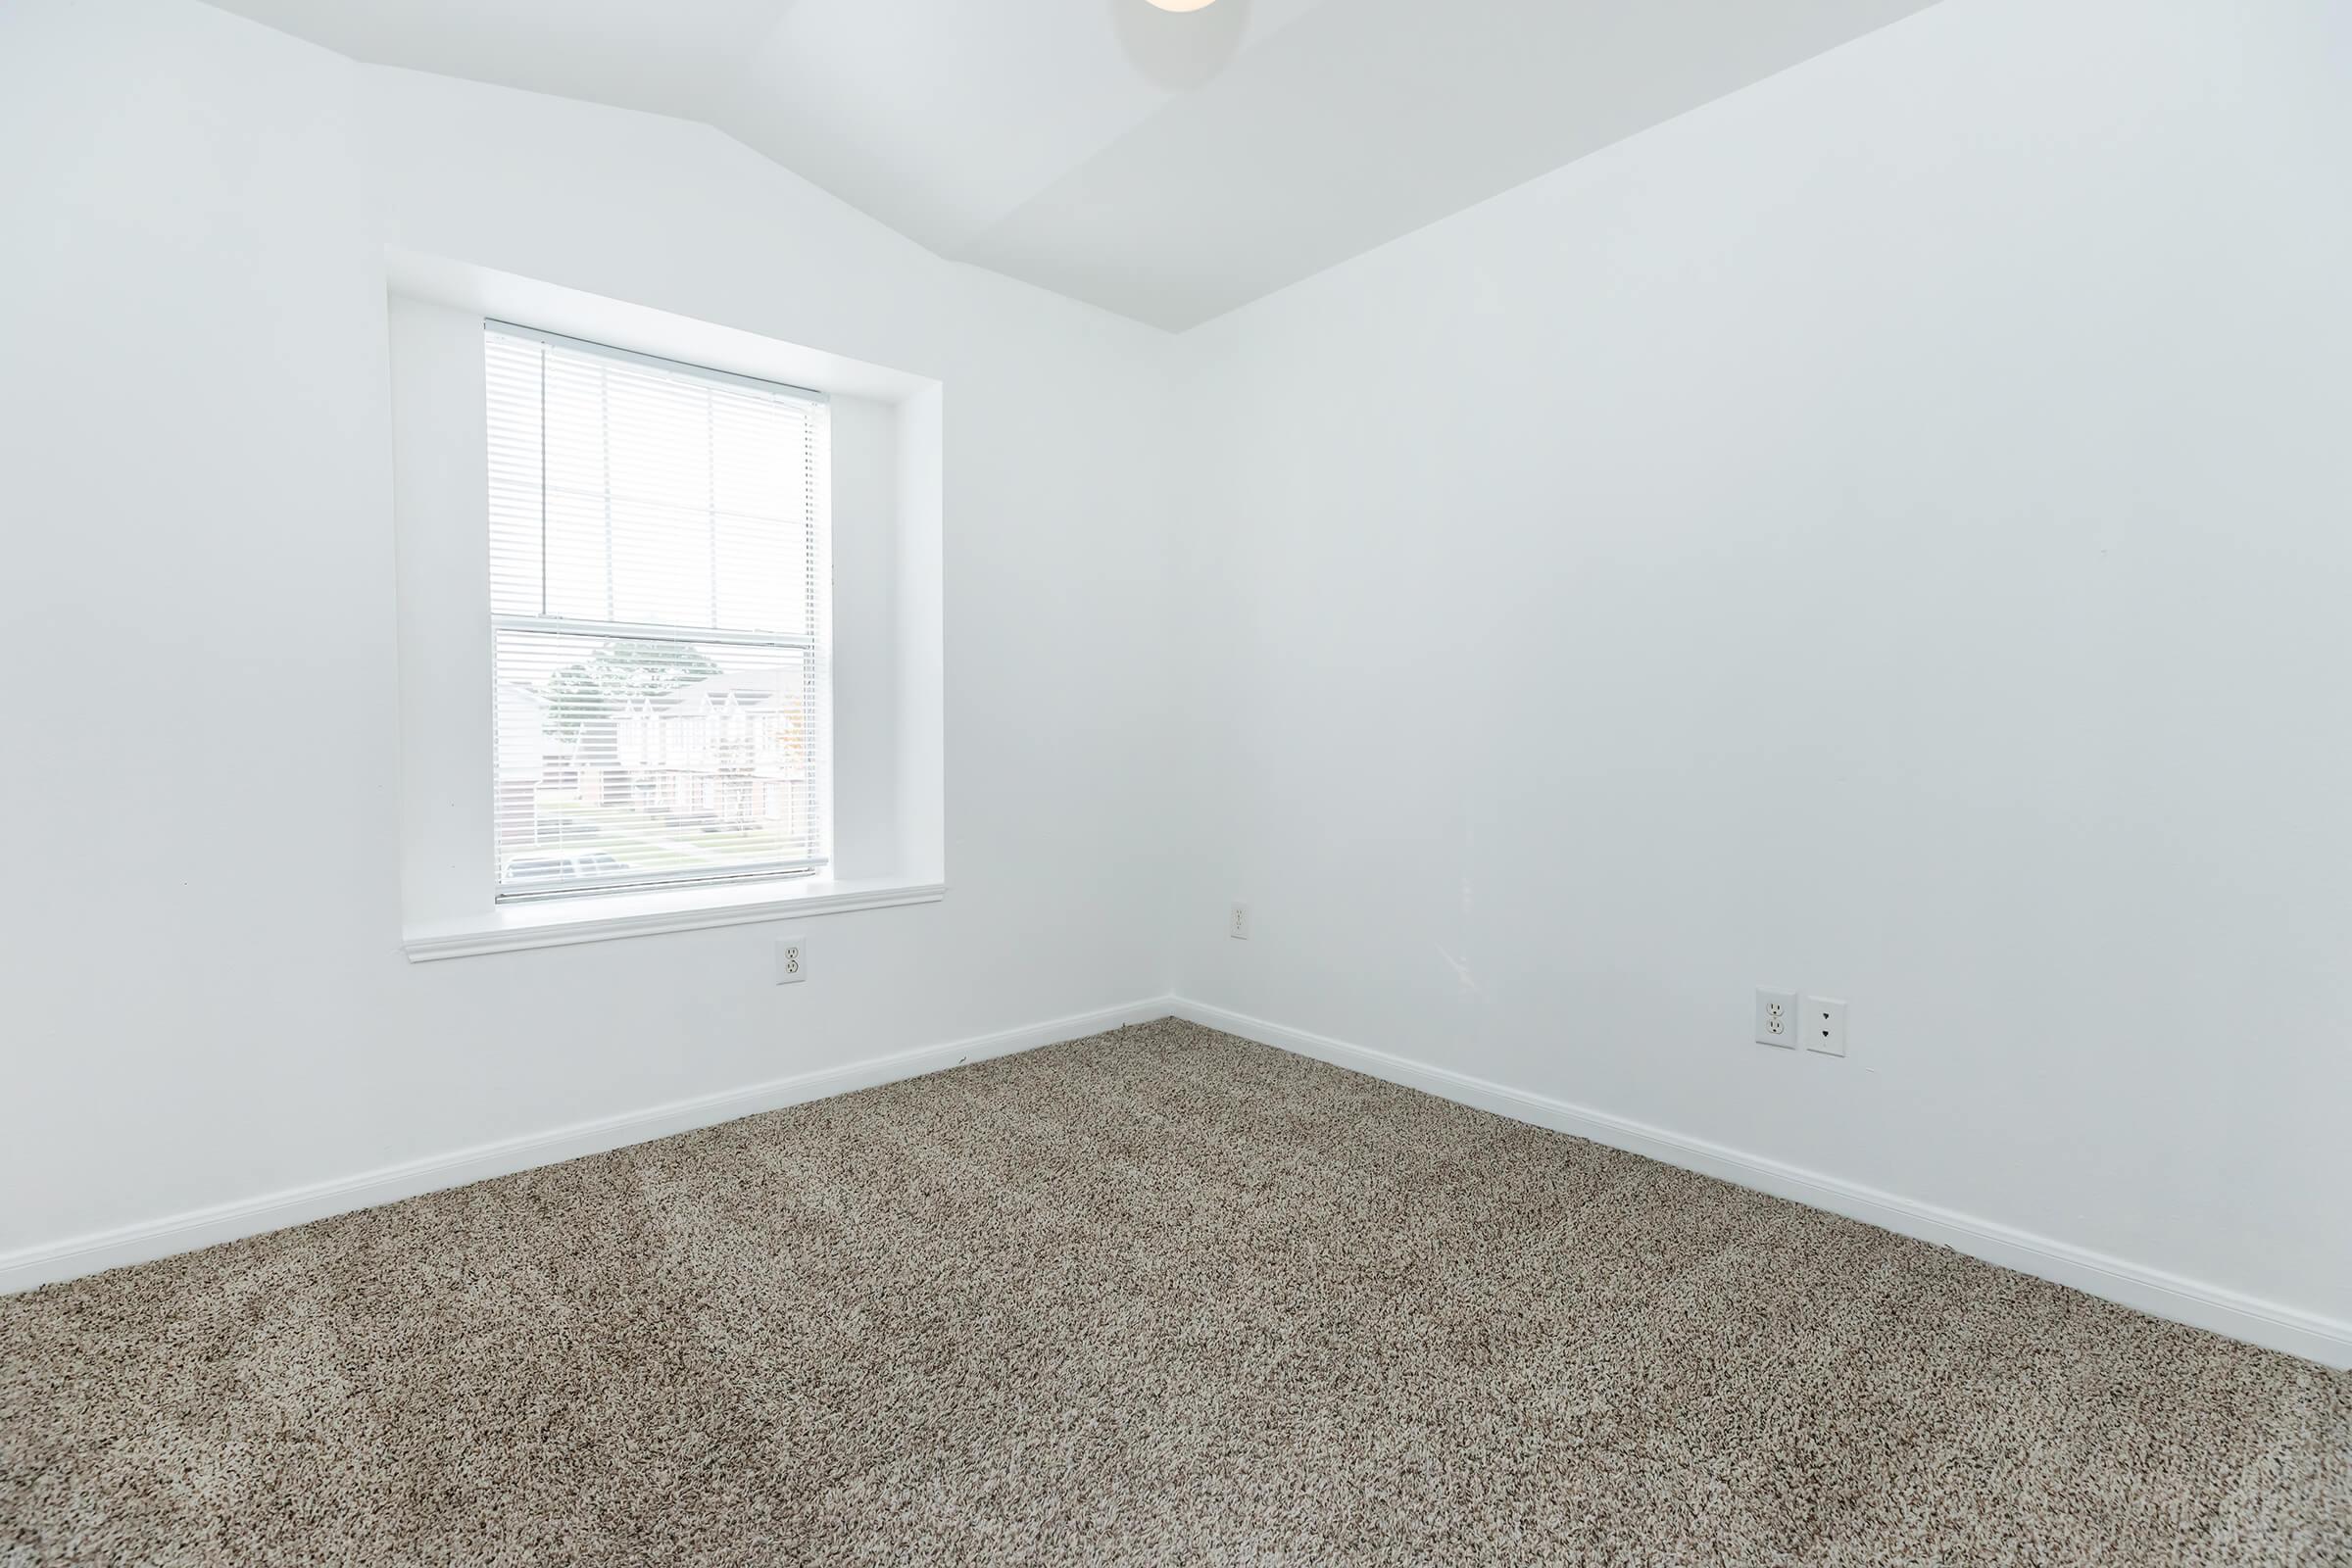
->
[1754,987,1798,1048]
[1229,902,1250,940]
[774,938,808,985]
[1804,996,1848,1056]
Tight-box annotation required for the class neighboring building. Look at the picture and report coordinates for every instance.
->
[610,668,812,832]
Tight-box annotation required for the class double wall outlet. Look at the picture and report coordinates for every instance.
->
[1229,903,1250,940]
[1756,987,1849,1056]
[775,938,808,985]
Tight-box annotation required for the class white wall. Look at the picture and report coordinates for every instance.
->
[0,0,1180,1262]
[1170,0,2352,1333]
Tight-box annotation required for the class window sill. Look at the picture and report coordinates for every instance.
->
[402,875,946,961]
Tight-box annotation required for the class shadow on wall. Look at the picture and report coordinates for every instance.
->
[1110,0,1252,90]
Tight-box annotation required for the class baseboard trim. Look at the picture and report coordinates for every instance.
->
[20,996,2344,1368]
[1171,998,2352,1370]
[0,996,1176,1297]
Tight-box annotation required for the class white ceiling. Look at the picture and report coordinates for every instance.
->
[207,0,1942,330]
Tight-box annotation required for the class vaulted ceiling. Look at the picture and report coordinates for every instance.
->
[206,0,1943,330]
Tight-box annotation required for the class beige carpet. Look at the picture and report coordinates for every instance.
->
[3,1019,2345,1566]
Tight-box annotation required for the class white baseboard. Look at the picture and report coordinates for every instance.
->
[0,996,1175,1297]
[1171,998,2352,1370]
[19,994,2345,1370]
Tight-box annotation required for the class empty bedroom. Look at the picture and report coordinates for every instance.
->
[2,0,2346,1561]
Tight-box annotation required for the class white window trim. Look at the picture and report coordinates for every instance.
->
[485,321,834,904]
[390,254,949,963]
[402,875,945,962]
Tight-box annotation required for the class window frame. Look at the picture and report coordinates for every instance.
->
[483,320,834,906]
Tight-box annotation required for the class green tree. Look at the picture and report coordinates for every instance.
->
[541,641,720,763]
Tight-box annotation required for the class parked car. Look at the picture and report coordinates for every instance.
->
[503,852,630,884]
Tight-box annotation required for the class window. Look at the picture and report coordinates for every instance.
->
[484,323,829,902]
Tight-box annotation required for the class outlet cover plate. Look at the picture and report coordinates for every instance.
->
[1805,996,1848,1056]
[1754,987,1798,1049]
[775,937,808,985]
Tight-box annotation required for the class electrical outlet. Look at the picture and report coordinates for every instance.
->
[1754,987,1798,1049]
[774,938,808,985]
[1229,903,1250,941]
[1804,996,1848,1056]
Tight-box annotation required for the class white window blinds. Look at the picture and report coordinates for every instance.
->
[484,323,829,902]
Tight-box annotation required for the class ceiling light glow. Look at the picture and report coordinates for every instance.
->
[1144,0,1220,10]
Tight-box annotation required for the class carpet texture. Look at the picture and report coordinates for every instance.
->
[4,1018,2346,1566]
